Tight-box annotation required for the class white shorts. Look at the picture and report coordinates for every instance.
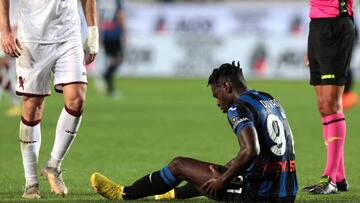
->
[16,39,87,96]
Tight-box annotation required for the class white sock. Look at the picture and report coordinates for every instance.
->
[48,107,82,169]
[19,119,41,186]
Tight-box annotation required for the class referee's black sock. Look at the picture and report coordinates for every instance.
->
[123,166,181,200]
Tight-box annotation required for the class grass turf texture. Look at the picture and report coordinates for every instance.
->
[0,78,360,202]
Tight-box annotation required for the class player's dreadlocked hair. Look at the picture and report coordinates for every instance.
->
[207,61,247,91]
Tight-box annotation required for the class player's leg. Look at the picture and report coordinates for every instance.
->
[315,85,344,116]
[155,158,237,200]
[5,80,21,117]
[302,86,345,194]
[319,84,349,192]
[0,56,20,116]
[20,95,45,199]
[42,38,88,196]
[48,83,86,168]
[103,38,122,97]
[342,69,358,111]
[336,157,349,191]
[155,182,201,200]
[312,19,354,194]
[343,25,359,111]
[91,157,225,200]
[309,85,345,194]
[336,71,351,191]
[0,57,8,101]
[175,183,202,198]
[2,58,21,117]
[305,17,354,194]
[43,83,86,196]
[16,41,55,199]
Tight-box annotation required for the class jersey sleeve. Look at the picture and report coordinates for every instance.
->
[227,105,255,137]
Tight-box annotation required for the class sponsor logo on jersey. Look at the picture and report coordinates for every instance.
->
[229,107,237,111]
[231,116,237,124]
[263,160,296,173]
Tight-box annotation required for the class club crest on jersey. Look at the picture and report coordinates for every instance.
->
[231,116,249,129]
[18,76,25,90]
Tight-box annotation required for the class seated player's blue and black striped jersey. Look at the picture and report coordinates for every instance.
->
[227,90,298,198]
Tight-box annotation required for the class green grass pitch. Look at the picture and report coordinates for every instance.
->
[0,78,360,202]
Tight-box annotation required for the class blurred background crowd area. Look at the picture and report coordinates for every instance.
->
[1,0,359,114]
[137,0,306,3]
[91,0,360,80]
[3,0,360,80]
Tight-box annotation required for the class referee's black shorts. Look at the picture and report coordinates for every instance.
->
[308,16,355,86]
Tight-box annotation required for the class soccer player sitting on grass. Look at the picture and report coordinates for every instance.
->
[90,62,298,202]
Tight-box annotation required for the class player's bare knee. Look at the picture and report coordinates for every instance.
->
[168,157,186,175]
[22,107,43,121]
[22,97,44,121]
[65,96,85,113]
[318,101,341,116]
